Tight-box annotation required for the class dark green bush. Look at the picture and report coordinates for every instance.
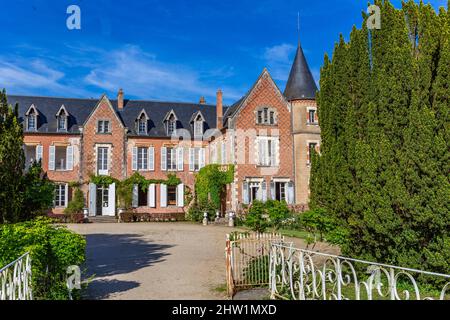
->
[186,200,217,222]
[0,217,86,300]
[244,201,270,233]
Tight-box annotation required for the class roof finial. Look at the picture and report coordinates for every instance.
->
[297,11,300,45]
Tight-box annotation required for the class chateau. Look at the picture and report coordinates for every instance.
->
[9,41,320,217]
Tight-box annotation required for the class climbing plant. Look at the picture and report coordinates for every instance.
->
[195,164,234,210]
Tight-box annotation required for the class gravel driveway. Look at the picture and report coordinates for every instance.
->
[68,222,338,300]
[69,222,232,300]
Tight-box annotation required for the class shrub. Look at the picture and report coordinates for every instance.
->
[0,217,86,300]
[64,188,85,215]
[185,200,217,222]
[300,208,347,246]
[244,201,270,233]
[265,200,291,231]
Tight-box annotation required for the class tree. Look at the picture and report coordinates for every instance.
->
[20,161,55,221]
[0,89,25,223]
[311,0,450,274]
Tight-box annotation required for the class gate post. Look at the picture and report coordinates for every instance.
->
[225,234,234,297]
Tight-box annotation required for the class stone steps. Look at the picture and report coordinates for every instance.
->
[87,216,118,223]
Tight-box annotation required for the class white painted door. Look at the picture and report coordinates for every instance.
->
[88,183,97,216]
[103,183,116,216]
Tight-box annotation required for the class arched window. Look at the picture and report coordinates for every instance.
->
[25,105,38,131]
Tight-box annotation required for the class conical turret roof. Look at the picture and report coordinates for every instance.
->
[284,42,317,100]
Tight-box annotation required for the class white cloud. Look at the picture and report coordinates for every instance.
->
[262,43,296,81]
[84,45,243,103]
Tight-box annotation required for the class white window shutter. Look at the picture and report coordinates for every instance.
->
[66,146,74,170]
[221,142,226,165]
[189,148,195,171]
[200,148,205,168]
[177,147,184,171]
[132,147,138,171]
[259,139,265,166]
[132,184,139,208]
[272,139,278,166]
[160,184,167,207]
[148,147,154,171]
[88,183,96,216]
[36,145,43,163]
[262,181,267,202]
[64,184,69,207]
[49,146,55,170]
[270,181,276,200]
[287,182,294,204]
[177,183,184,207]
[148,184,156,207]
[243,182,249,205]
[109,183,116,215]
[161,147,167,171]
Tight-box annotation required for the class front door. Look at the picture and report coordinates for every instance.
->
[96,186,109,216]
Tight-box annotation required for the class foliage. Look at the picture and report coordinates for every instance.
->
[244,201,270,233]
[0,89,25,223]
[265,200,291,231]
[89,175,119,188]
[195,164,234,210]
[311,0,450,273]
[64,188,85,215]
[300,208,348,246]
[186,199,217,221]
[0,217,86,300]
[243,255,270,285]
[19,161,55,220]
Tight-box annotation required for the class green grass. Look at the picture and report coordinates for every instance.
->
[277,229,312,240]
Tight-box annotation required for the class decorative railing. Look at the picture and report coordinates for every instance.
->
[269,244,450,300]
[0,253,33,300]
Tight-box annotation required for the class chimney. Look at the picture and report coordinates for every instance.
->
[117,88,124,110]
[216,89,223,129]
[199,96,206,105]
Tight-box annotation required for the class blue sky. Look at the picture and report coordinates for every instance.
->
[0,0,447,105]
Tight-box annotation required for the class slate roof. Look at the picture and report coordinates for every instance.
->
[284,42,318,101]
[8,95,227,138]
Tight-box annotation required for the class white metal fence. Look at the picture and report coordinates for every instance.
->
[225,232,285,297]
[0,252,33,300]
[269,244,450,300]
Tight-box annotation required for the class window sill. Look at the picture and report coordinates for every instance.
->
[255,123,278,127]
[256,165,279,168]
[96,132,112,135]
[306,123,319,126]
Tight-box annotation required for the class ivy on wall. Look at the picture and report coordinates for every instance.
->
[195,164,235,210]
[89,173,182,210]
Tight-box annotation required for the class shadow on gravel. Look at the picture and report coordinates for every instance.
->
[84,233,172,278]
[84,279,140,300]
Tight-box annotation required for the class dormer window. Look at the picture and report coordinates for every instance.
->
[25,105,38,131]
[56,106,68,132]
[136,110,149,135]
[164,110,178,136]
[256,107,276,125]
[191,111,205,139]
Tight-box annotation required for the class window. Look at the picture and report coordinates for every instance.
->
[54,184,67,207]
[97,147,109,175]
[167,185,177,206]
[27,112,37,131]
[166,147,177,171]
[275,182,287,202]
[258,137,278,166]
[137,147,148,171]
[55,146,68,170]
[249,182,261,203]
[97,120,111,133]
[25,145,40,170]
[256,107,276,125]
[138,187,148,207]
[308,109,317,124]
[167,115,176,135]
[57,115,67,131]
[190,147,204,171]
[194,119,203,138]
[138,118,147,135]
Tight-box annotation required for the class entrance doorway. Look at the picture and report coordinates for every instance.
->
[96,186,109,216]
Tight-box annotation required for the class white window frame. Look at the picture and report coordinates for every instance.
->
[166,147,177,171]
[257,136,279,167]
[54,183,68,208]
[97,120,111,134]
[137,146,148,171]
[306,140,320,165]
[306,107,318,125]
[97,145,110,175]
[256,107,277,125]
[27,114,37,131]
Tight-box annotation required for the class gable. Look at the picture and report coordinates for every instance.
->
[83,95,125,129]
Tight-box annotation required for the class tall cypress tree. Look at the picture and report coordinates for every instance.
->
[0,90,25,223]
[311,0,450,273]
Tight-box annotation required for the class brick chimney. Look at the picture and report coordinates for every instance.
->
[216,89,223,129]
[117,88,124,110]
[199,96,206,105]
